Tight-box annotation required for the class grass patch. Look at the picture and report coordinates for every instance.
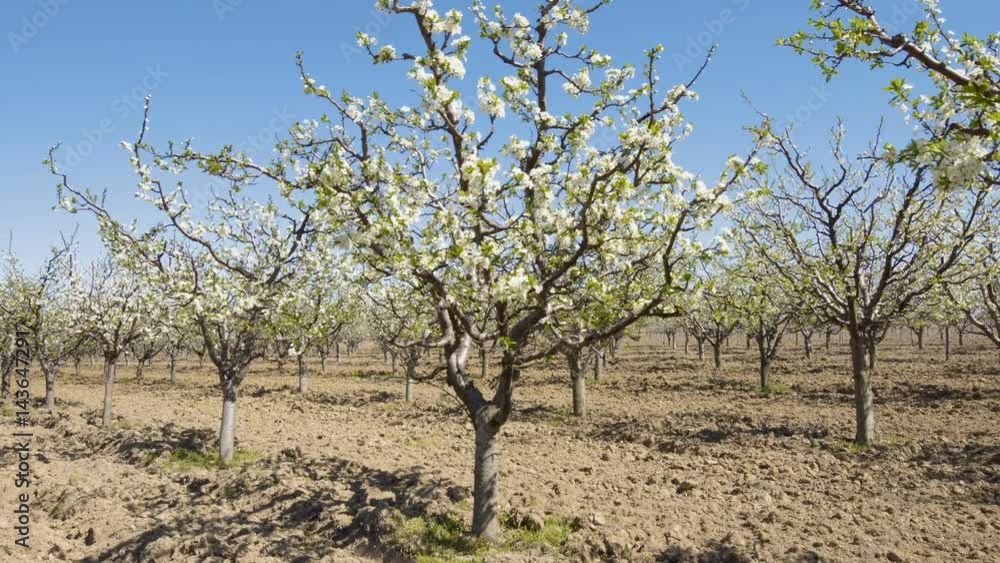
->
[389,511,572,562]
[500,513,574,550]
[759,383,791,395]
[830,439,868,455]
[519,406,580,426]
[392,513,489,562]
[164,447,262,470]
[404,435,438,449]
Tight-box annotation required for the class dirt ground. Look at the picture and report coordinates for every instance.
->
[1,333,998,562]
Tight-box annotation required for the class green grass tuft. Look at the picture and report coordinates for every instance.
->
[759,383,791,395]
[500,513,573,550]
[389,510,572,562]
[830,439,868,454]
[520,406,580,426]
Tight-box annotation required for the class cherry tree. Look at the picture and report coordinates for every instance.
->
[684,271,741,371]
[280,247,356,394]
[949,234,1000,358]
[0,252,22,400]
[76,256,151,426]
[49,99,321,462]
[277,0,759,538]
[741,120,993,445]
[366,278,438,403]
[1,242,84,411]
[723,239,796,391]
[782,0,1000,192]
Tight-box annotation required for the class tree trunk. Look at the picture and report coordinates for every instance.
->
[320,352,327,374]
[850,333,875,445]
[917,327,924,350]
[756,336,769,390]
[697,339,704,361]
[1,366,11,401]
[712,342,721,369]
[569,352,585,417]
[169,355,177,384]
[297,354,307,394]
[101,356,118,427]
[219,380,239,464]
[335,342,341,363]
[825,330,832,352]
[684,330,689,354]
[472,421,501,541]
[391,353,397,377]
[944,326,951,361]
[405,350,416,403]
[593,350,603,381]
[803,333,813,360]
[45,370,56,411]
[480,346,489,379]
[867,339,877,371]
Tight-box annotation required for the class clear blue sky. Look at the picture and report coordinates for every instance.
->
[2,1,997,267]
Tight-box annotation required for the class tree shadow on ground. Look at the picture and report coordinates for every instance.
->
[589,410,829,452]
[81,444,465,562]
[878,381,1000,405]
[655,540,755,562]
[909,441,1000,504]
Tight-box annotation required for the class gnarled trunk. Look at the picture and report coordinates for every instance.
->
[711,341,721,369]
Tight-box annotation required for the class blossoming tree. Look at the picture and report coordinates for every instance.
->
[280,0,759,538]
[75,256,151,426]
[49,99,322,461]
[781,0,999,191]
[741,119,993,445]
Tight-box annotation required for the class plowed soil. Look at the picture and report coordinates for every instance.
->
[1,334,997,562]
